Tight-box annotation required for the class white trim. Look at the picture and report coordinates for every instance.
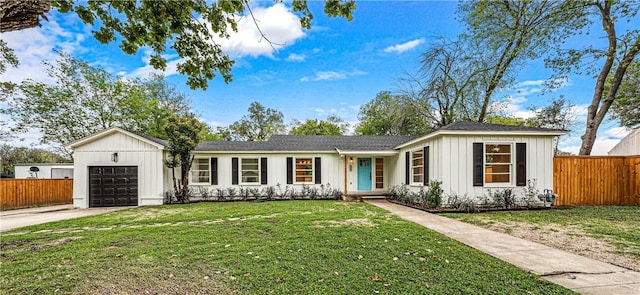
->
[293,157,315,184]
[395,129,567,149]
[239,157,261,185]
[193,150,334,154]
[65,127,165,150]
[483,142,515,187]
[410,149,424,185]
[190,157,210,185]
[335,149,399,156]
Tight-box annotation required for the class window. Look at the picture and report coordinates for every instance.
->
[411,149,423,184]
[375,158,384,189]
[484,143,512,184]
[192,158,210,183]
[241,158,260,184]
[295,158,314,183]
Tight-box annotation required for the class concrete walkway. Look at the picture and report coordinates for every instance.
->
[0,204,130,232]
[366,200,640,295]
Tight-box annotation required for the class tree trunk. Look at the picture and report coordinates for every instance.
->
[579,1,640,155]
[0,0,51,33]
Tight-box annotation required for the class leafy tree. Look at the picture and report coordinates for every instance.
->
[164,114,204,203]
[484,115,526,127]
[227,102,285,141]
[459,0,585,123]
[0,144,70,175]
[356,91,432,136]
[290,115,348,135]
[526,96,576,154]
[544,1,640,154]
[1,52,193,157]
[0,0,355,90]
[610,60,640,128]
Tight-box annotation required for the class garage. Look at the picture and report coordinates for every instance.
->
[89,166,138,207]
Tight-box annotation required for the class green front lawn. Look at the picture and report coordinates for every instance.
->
[1,201,573,294]
[442,206,640,258]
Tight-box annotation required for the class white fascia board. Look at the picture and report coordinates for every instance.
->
[191,150,337,154]
[335,150,399,156]
[394,129,568,149]
[64,127,165,150]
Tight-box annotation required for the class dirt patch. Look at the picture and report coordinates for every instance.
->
[474,217,640,272]
[312,218,375,227]
[72,272,236,295]
[28,236,83,252]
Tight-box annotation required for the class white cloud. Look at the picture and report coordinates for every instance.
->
[562,139,621,155]
[300,70,366,82]
[383,38,425,54]
[127,49,182,78]
[242,70,279,86]
[286,53,306,62]
[1,14,90,84]
[209,3,305,58]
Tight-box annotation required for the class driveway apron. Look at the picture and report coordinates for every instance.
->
[0,204,131,232]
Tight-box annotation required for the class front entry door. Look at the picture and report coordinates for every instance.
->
[357,158,372,191]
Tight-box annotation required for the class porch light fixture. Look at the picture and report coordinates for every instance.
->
[349,157,353,164]
[111,152,118,162]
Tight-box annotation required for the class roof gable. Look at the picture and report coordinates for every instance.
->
[65,127,167,150]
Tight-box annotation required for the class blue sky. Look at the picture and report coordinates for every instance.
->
[1,1,635,154]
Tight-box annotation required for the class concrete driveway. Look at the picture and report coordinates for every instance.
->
[0,204,131,232]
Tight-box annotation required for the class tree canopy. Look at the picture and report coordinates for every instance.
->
[164,114,205,202]
[609,60,640,129]
[290,115,348,135]
[223,102,285,141]
[1,52,207,157]
[356,91,432,136]
[0,0,355,90]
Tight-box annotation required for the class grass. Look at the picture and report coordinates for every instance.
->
[1,201,574,294]
[442,206,640,258]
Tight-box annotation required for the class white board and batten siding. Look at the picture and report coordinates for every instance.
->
[189,152,344,192]
[395,134,555,201]
[70,130,166,208]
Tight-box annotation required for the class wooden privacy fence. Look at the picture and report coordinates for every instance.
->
[0,179,73,210]
[553,156,640,206]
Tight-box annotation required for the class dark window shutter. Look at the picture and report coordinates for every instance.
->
[405,151,410,184]
[261,157,268,185]
[423,146,429,185]
[314,157,321,184]
[210,158,218,185]
[231,157,238,185]
[473,143,483,186]
[286,157,293,184]
[516,143,526,186]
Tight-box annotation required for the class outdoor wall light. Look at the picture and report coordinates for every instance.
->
[349,157,354,164]
[111,152,118,162]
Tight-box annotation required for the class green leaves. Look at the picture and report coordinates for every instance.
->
[356,91,432,136]
[45,0,355,90]
[3,52,194,157]
[225,102,285,141]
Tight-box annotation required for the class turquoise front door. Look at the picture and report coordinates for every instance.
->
[357,158,372,191]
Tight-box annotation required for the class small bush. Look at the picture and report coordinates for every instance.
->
[426,180,443,208]
[262,186,276,201]
[215,187,228,201]
[447,193,478,213]
[198,187,212,200]
[519,179,539,208]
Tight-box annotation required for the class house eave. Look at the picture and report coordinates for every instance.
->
[394,129,568,149]
[335,148,399,156]
[192,150,337,154]
[64,127,166,150]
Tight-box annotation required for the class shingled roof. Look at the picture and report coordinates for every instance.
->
[438,121,566,132]
[195,135,417,152]
[193,121,564,152]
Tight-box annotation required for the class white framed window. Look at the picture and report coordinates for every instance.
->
[241,158,260,184]
[484,143,513,184]
[191,158,210,184]
[295,157,314,184]
[411,149,423,184]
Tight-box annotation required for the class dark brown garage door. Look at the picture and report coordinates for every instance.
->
[89,166,138,207]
